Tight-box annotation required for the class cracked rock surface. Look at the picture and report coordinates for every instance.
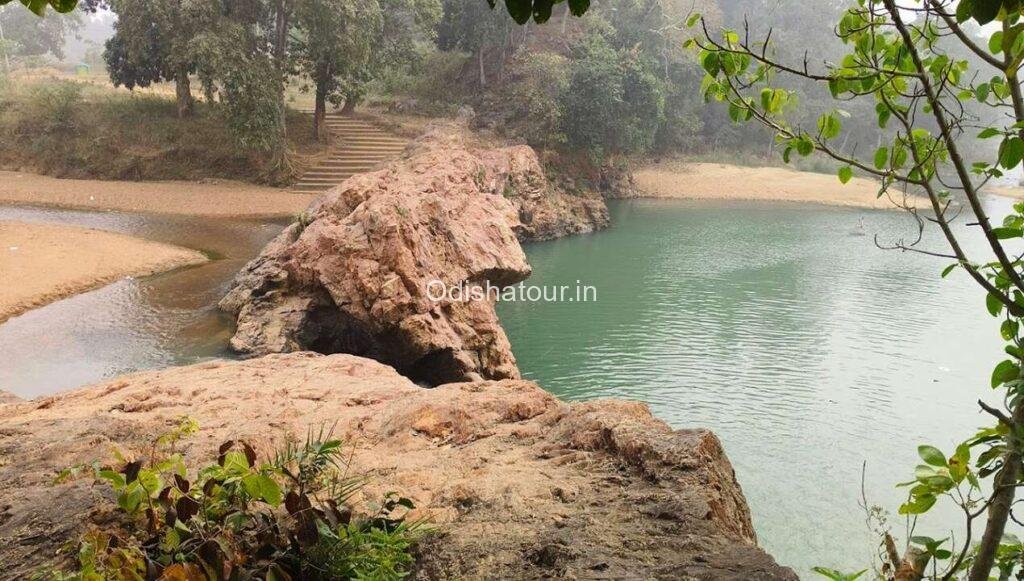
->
[0,353,795,580]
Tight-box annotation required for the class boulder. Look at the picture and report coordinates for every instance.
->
[221,132,608,384]
[0,353,795,580]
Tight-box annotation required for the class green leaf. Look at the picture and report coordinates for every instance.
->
[243,473,282,506]
[993,227,1023,239]
[24,0,48,15]
[990,30,1005,54]
[685,12,701,27]
[941,263,958,278]
[504,0,532,24]
[988,292,1005,317]
[972,0,1002,25]
[1000,137,1024,169]
[818,113,841,139]
[978,127,1002,139]
[567,0,590,17]
[977,83,991,102]
[49,0,77,11]
[874,147,889,170]
[1001,319,1019,341]
[918,445,947,467]
[532,0,554,23]
[957,0,975,22]
[796,137,814,156]
[700,51,720,77]
[899,493,937,515]
[838,166,853,184]
[992,359,1020,388]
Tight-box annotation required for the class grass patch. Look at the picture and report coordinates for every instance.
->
[0,73,329,186]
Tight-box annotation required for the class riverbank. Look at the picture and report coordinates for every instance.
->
[0,171,315,218]
[0,221,208,322]
[634,161,931,210]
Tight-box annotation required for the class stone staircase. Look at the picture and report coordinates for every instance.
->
[290,112,409,194]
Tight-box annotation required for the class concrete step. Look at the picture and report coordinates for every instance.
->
[293,111,405,193]
[336,137,407,144]
[334,150,405,157]
[294,176,355,183]
[327,131,395,138]
[327,154,398,161]
[303,167,372,175]
[294,179,353,186]
[318,159,386,167]
[336,144,407,151]
[324,124,388,130]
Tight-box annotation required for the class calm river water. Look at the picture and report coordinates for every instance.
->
[498,198,1015,574]
[0,196,1016,573]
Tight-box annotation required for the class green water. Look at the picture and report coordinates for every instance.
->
[497,198,1013,574]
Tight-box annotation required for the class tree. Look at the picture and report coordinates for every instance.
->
[103,0,212,117]
[343,0,440,112]
[0,3,79,66]
[561,22,665,162]
[688,0,1024,578]
[292,0,381,138]
[437,0,512,87]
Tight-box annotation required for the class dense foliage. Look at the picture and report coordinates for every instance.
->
[689,0,1024,578]
[43,418,423,580]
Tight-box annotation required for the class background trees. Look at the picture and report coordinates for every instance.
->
[103,0,210,117]
[0,4,79,68]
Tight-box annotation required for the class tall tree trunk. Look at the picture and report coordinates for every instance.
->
[269,0,291,179]
[478,48,486,88]
[969,400,1024,581]
[174,66,193,118]
[273,0,290,139]
[313,80,327,141]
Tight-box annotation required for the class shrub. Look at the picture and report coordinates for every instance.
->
[563,32,665,163]
[405,49,470,114]
[502,51,570,148]
[21,80,83,135]
[43,418,424,580]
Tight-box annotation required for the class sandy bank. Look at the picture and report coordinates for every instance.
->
[0,171,316,218]
[989,185,1024,200]
[634,161,931,210]
[0,221,207,322]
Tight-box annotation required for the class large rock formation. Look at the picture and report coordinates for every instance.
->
[0,353,795,579]
[221,130,608,384]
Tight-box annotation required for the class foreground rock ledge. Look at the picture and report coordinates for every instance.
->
[0,353,793,579]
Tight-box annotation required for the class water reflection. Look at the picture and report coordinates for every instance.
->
[0,206,287,397]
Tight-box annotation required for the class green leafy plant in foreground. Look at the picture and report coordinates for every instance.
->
[43,418,423,580]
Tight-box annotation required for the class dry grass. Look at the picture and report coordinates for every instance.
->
[0,70,330,185]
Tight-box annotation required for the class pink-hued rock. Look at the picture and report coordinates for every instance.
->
[0,353,795,579]
[220,131,608,384]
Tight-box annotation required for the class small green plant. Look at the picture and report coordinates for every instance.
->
[811,567,866,581]
[295,210,314,233]
[46,420,424,580]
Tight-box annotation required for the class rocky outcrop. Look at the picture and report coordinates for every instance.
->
[220,130,608,384]
[0,353,795,580]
